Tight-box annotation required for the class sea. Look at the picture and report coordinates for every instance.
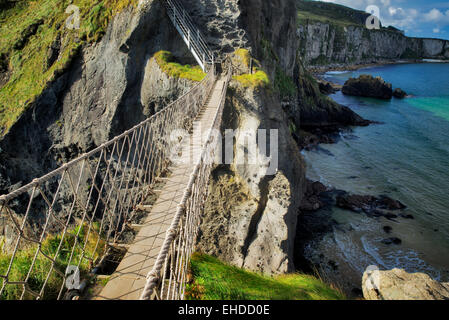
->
[301,62,449,290]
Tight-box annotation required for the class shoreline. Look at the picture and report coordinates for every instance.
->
[297,63,449,298]
[308,58,449,77]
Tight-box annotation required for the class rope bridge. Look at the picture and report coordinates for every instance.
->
[0,0,228,300]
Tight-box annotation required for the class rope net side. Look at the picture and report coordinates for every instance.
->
[140,65,232,300]
[0,69,216,300]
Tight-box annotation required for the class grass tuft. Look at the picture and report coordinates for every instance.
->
[232,48,270,89]
[153,50,206,82]
[234,48,252,68]
[233,71,270,89]
[185,253,346,300]
[275,67,297,98]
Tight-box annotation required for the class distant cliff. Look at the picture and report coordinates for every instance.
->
[297,0,449,67]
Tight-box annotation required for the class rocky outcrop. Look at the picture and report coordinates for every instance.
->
[197,70,306,275]
[393,88,407,99]
[193,0,308,275]
[297,61,371,132]
[300,179,327,212]
[336,193,406,213]
[141,57,196,115]
[298,21,449,67]
[363,268,449,300]
[317,80,340,95]
[342,75,393,99]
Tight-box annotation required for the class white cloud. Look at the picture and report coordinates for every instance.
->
[423,8,449,23]
[315,0,449,34]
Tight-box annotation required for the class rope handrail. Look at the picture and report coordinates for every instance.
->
[139,64,232,300]
[0,0,225,300]
[0,66,217,300]
[0,71,214,204]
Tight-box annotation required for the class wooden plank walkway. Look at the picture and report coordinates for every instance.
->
[94,79,225,300]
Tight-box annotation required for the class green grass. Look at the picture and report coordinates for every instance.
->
[0,0,138,135]
[153,50,206,82]
[296,0,404,36]
[234,48,253,68]
[275,67,297,98]
[0,223,105,300]
[233,71,270,89]
[232,49,270,89]
[186,253,346,300]
[297,0,369,27]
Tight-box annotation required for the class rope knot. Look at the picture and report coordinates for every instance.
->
[146,270,160,281]
[166,227,177,238]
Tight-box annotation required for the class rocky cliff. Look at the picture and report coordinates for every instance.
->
[297,1,449,67]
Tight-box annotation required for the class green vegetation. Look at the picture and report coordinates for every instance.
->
[186,253,345,300]
[0,0,138,135]
[153,50,206,82]
[0,223,104,300]
[275,67,297,98]
[234,48,252,69]
[297,0,404,37]
[234,71,270,89]
[297,0,369,27]
[232,48,270,89]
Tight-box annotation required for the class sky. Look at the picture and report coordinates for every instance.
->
[317,0,449,40]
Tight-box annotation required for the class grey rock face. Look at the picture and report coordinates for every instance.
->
[197,81,306,275]
[363,268,449,300]
[298,22,449,66]
[182,0,250,55]
[140,57,195,115]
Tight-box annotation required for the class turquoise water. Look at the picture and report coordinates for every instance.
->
[303,63,449,287]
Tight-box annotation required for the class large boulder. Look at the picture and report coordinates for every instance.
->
[362,268,449,300]
[342,74,393,99]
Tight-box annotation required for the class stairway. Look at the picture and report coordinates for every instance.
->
[163,0,215,71]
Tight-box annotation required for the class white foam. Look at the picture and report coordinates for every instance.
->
[326,71,350,75]
[422,59,449,63]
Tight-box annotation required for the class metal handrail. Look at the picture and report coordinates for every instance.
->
[163,0,216,71]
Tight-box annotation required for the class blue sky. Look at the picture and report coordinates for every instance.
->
[317,0,449,40]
